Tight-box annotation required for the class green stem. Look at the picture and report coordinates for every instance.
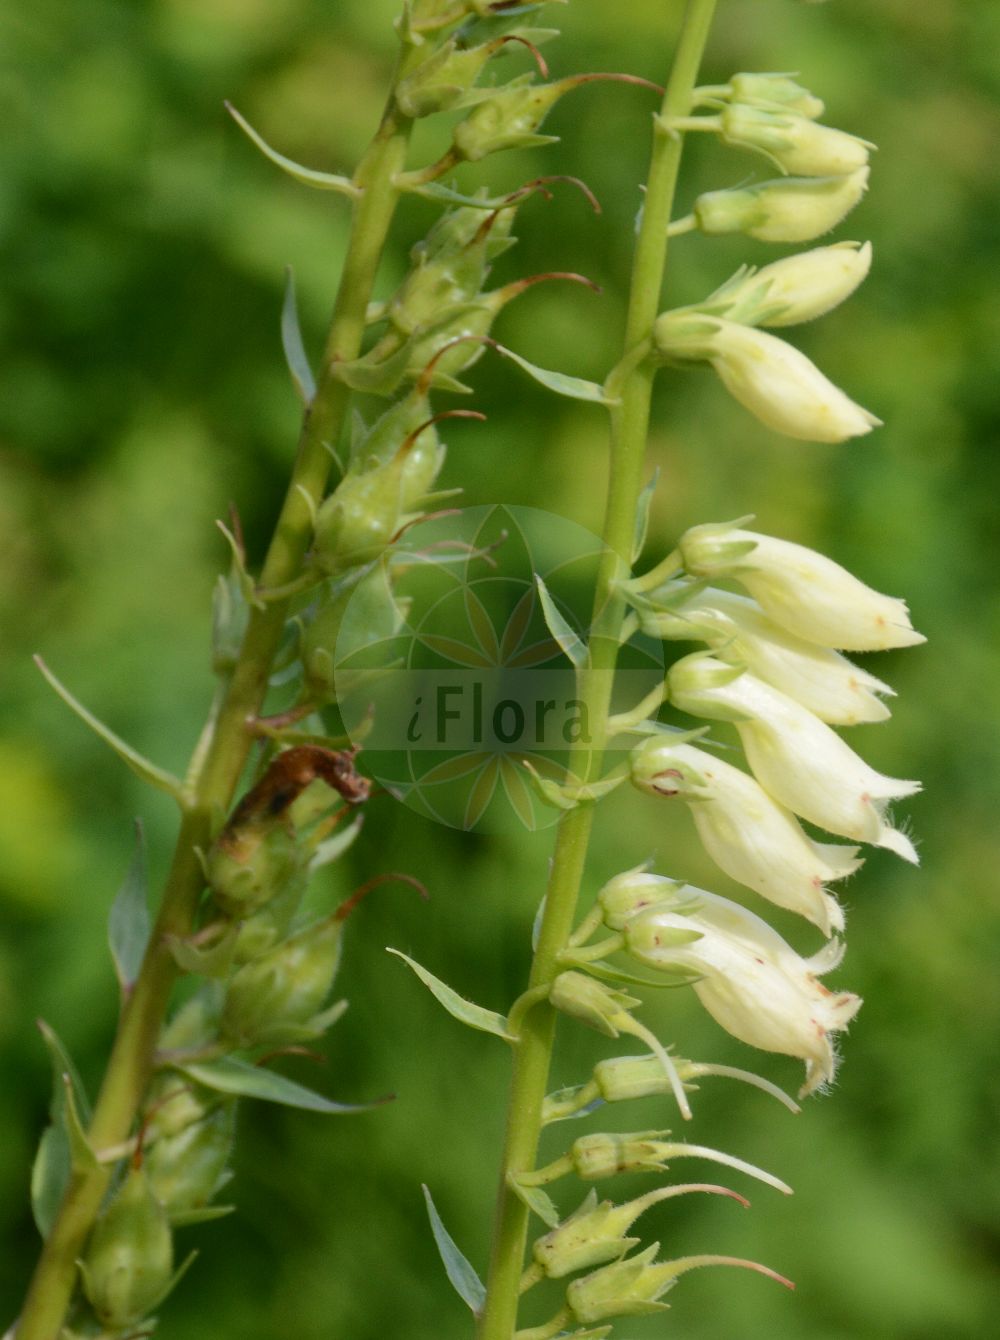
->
[474,3,718,1336]
[14,68,420,1340]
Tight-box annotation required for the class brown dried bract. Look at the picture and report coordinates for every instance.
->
[226,746,370,832]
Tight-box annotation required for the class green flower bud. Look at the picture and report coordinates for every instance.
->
[221,914,344,1048]
[145,1103,235,1215]
[80,1165,174,1331]
[389,208,516,336]
[728,72,824,119]
[566,1242,672,1321]
[597,867,685,930]
[593,1054,680,1103]
[144,1073,217,1143]
[692,168,869,242]
[571,1131,675,1180]
[548,972,640,1038]
[301,563,404,703]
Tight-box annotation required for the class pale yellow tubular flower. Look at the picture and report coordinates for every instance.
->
[677,522,925,650]
[640,585,894,724]
[623,886,862,1097]
[667,654,921,859]
[705,319,881,442]
[630,737,860,933]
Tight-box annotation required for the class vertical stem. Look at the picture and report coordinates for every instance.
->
[475,4,718,1336]
[14,70,421,1340]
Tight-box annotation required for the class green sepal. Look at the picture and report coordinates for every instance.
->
[34,659,185,802]
[330,340,414,396]
[493,342,610,403]
[143,1248,199,1317]
[632,469,660,564]
[32,1022,95,1237]
[167,1204,236,1227]
[535,575,586,669]
[165,925,240,979]
[225,103,359,197]
[108,821,151,994]
[559,956,702,991]
[281,267,317,404]
[308,813,365,873]
[522,761,628,812]
[507,1174,560,1229]
[423,1184,486,1315]
[181,1056,379,1114]
[387,949,516,1042]
[215,519,264,612]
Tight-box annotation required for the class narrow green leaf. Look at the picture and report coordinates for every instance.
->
[281,268,317,404]
[534,576,586,669]
[181,1057,378,1114]
[508,1176,560,1229]
[422,1185,486,1315]
[34,658,185,801]
[225,103,358,197]
[632,468,660,564]
[387,949,516,1042]
[492,342,610,404]
[562,957,701,990]
[108,821,151,992]
[37,1020,91,1123]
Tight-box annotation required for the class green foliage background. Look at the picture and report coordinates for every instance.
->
[2,0,998,1335]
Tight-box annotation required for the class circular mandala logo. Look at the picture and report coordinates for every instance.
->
[333,505,663,831]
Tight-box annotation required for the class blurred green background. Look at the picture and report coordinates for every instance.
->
[2,0,998,1335]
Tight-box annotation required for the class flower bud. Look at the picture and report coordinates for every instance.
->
[639,584,893,723]
[629,737,860,933]
[714,241,872,329]
[692,169,869,243]
[676,522,925,651]
[548,971,640,1038]
[667,654,921,857]
[727,72,824,119]
[596,867,686,930]
[655,313,880,443]
[302,565,403,704]
[720,103,872,176]
[389,207,515,337]
[623,886,861,1095]
[570,1131,675,1181]
[221,913,344,1047]
[144,1073,217,1144]
[79,1165,175,1330]
[145,1102,235,1215]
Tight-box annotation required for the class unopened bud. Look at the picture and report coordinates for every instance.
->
[206,817,305,920]
[720,103,872,176]
[548,972,639,1038]
[453,76,564,160]
[313,457,406,575]
[715,241,872,329]
[597,868,688,931]
[692,168,869,242]
[727,72,824,119]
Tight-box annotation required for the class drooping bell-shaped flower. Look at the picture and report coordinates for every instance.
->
[667,654,921,859]
[676,522,925,651]
[620,880,862,1096]
[630,737,861,932]
[637,584,893,724]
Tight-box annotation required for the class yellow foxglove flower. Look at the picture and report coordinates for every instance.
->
[639,585,893,723]
[716,241,872,328]
[630,738,861,933]
[677,522,925,650]
[667,654,921,859]
[622,884,862,1096]
[720,103,872,175]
